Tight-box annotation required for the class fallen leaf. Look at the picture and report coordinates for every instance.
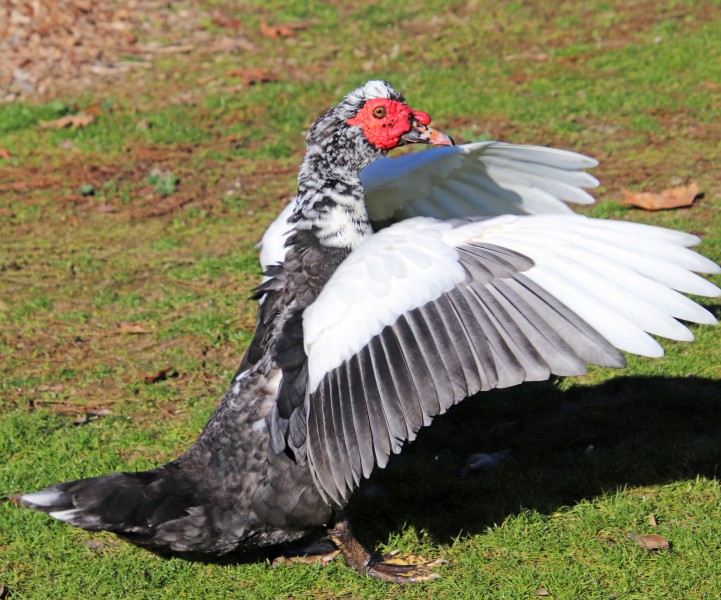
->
[39,112,95,130]
[142,366,177,384]
[648,514,658,527]
[118,322,150,334]
[534,588,551,597]
[260,19,313,39]
[82,103,103,116]
[227,68,279,87]
[627,532,670,551]
[260,20,296,39]
[212,14,243,29]
[621,181,699,211]
[0,147,10,159]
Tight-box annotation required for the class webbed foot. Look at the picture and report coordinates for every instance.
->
[328,513,446,583]
[365,549,446,583]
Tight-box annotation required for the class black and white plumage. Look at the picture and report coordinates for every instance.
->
[259,140,601,269]
[22,81,720,577]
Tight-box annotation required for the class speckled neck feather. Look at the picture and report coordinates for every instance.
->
[290,81,404,250]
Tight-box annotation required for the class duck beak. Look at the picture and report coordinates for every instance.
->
[400,119,455,146]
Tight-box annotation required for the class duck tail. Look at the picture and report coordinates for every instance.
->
[21,465,203,549]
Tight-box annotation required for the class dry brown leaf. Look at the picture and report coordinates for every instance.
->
[117,321,150,334]
[82,103,103,116]
[621,181,699,211]
[648,514,658,527]
[212,14,243,29]
[260,20,297,39]
[260,19,313,39]
[227,68,279,87]
[534,588,551,596]
[0,147,11,160]
[39,112,95,130]
[627,532,670,551]
[142,366,177,384]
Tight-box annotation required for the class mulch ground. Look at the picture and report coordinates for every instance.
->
[0,0,246,102]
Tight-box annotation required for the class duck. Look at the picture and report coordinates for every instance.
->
[22,80,720,583]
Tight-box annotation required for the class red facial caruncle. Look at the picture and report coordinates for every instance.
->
[347,98,432,151]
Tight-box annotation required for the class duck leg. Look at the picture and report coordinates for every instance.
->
[328,512,446,583]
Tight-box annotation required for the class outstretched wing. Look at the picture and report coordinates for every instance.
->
[361,142,599,225]
[257,142,600,272]
[300,215,720,505]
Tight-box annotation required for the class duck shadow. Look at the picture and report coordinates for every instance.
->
[345,375,721,549]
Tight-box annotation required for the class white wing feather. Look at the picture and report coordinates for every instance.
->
[258,201,295,271]
[303,219,466,389]
[304,215,720,391]
[361,141,599,222]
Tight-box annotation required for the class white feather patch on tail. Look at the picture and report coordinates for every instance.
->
[48,508,83,522]
[21,490,65,508]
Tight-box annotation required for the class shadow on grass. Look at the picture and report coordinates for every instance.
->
[347,375,721,550]
[142,375,721,565]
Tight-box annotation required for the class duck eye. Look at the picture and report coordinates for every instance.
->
[372,106,387,119]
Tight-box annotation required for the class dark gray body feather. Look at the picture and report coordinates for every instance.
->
[28,356,328,553]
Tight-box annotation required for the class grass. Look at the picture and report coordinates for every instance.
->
[2,0,721,598]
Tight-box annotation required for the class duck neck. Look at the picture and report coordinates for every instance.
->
[289,149,374,251]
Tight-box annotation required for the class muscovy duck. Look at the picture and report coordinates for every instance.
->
[22,81,720,583]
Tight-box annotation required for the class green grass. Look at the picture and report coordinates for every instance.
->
[2,0,721,598]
